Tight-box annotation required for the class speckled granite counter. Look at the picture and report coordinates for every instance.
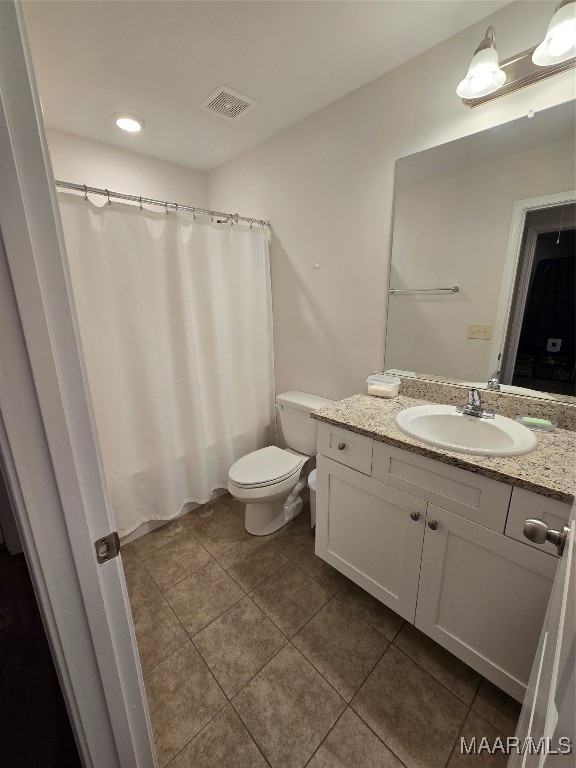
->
[312,393,576,503]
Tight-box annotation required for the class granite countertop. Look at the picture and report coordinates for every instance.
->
[312,393,576,503]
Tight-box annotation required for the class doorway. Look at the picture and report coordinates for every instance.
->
[501,203,576,397]
[0,468,82,768]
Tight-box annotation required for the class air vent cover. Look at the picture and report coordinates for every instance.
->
[200,87,256,121]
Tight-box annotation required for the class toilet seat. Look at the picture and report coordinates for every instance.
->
[229,446,303,489]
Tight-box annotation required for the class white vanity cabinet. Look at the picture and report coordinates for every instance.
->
[315,456,426,622]
[315,422,570,702]
[415,505,556,700]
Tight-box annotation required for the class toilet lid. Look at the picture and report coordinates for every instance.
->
[229,446,302,488]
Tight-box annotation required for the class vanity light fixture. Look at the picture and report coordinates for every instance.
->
[533,0,576,65]
[456,27,506,100]
[112,113,144,132]
[458,2,576,107]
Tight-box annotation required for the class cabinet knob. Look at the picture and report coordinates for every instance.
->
[523,518,569,557]
[428,520,439,530]
[410,511,420,522]
[337,442,346,451]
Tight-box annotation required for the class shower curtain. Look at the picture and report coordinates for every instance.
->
[58,193,275,537]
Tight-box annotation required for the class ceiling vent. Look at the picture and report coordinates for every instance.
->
[200,87,256,122]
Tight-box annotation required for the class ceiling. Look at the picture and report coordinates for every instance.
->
[23,0,511,171]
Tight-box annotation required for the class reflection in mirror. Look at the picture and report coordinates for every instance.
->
[384,101,576,403]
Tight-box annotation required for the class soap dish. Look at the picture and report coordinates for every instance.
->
[515,416,556,432]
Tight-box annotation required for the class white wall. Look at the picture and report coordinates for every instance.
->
[46,129,208,208]
[208,1,576,401]
[386,138,575,382]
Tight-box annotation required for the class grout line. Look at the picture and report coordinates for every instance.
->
[302,706,349,767]
[162,697,229,767]
[442,706,472,768]
[350,706,412,768]
[390,643,479,707]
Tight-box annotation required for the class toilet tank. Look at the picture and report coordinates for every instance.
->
[276,391,334,456]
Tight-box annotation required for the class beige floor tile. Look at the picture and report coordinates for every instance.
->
[471,680,522,736]
[186,507,250,556]
[337,581,404,640]
[267,512,314,559]
[120,541,140,566]
[447,710,509,768]
[165,560,244,637]
[293,598,388,701]
[169,705,268,768]
[307,708,403,768]
[394,623,481,704]
[352,645,468,768]
[142,534,211,591]
[250,562,330,638]
[233,644,344,768]
[132,595,188,673]
[144,643,226,766]
[123,558,161,610]
[218,538,288,591]
[293,543,348,594]
[131,516,195,558]
[194,596,286,698]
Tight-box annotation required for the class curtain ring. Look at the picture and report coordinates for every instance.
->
[210,211,214,223]
[174,203,178,214]
[192,208,196,220]
[139,196,143,211]
[105,189,111,205]
[83,185,88,202]
[165,202,169,215]
[249,218,254,230]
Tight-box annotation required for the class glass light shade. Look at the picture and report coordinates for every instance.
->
[456,47,506,99]
[533,2,576,65]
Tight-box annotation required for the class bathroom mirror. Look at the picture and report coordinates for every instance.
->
[384,100,576,402]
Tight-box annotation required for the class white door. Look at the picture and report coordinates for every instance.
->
[509,508,575,767]
[0,3,155,766]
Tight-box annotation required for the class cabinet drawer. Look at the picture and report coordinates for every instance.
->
[505,487,571,556]
[372,441,511,532]
[317,422,373,475]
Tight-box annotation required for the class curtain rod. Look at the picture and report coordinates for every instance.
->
[55,180,271,228]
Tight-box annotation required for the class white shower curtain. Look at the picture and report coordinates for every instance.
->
[58,193,275,537]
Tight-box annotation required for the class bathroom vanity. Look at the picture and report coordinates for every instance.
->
[312,390,575,702]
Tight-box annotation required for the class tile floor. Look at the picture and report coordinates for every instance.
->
[122,494,521,768]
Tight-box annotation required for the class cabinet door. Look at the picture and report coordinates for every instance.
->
[416,505,558,702]
[315,455,426,622]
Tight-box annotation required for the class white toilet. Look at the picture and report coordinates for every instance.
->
[228,391,333,535]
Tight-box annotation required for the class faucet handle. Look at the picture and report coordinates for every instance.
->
[468,388,482,407]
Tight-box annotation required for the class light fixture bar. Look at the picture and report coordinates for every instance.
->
[462,45,575,107]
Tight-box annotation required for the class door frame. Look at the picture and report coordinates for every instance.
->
[0,3,155,766]
[490,190,576,378]
[499,210,576,385]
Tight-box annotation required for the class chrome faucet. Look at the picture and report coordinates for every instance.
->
[456,388,495,419]
[487,369,501,391]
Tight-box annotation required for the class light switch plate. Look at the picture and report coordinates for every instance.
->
[467,324,492,340]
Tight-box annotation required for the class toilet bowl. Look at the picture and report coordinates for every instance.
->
[227,391,333,536]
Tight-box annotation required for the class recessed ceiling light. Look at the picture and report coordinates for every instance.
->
[112,113,144,132]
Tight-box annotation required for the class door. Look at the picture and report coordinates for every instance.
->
[0,3,155,766]
[315,456,426,622]
[509,508,575,767]
[416,505,557,702]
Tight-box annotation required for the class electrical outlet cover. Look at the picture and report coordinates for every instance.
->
[467,323,491,340]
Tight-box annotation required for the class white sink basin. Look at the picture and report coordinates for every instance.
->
[395,404,538,457]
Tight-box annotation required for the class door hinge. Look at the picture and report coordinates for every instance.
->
[95,532,121,564]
